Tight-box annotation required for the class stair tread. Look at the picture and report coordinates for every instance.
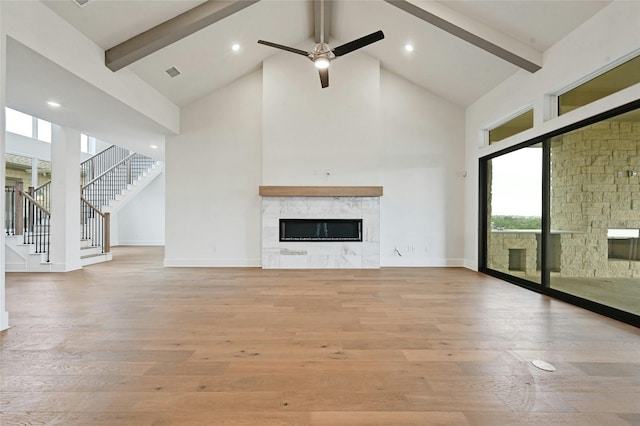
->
[81,252,107,259]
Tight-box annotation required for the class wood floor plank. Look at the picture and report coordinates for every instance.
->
[1,246,639,425]
[310,411,471,425]
[463,412,633,426]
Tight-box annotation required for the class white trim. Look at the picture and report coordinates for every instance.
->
[543,93,559,123]
[478,83,640,159]
[164,258,262,267]
[116,241,165,246]
[485,104,534,131]
[482,104,534,147]
[381,257,465,267]
[463,259,478,271]
[551,48,640,98]
[544,48,640,122]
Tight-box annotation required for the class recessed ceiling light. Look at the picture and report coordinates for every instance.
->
[47,101,61,108]
[232,43,240,52]
[150,145,158,149]
[404,44,414,52]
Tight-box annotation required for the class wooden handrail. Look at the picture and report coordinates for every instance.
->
[82,152,137,190]
[35,180,51,192]
[80,196,107,217]
[20,190,50,216]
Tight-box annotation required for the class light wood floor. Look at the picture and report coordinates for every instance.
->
[2,246,639,426]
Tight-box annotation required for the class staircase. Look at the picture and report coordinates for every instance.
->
[5,146,162,272]
[5,182,52,272]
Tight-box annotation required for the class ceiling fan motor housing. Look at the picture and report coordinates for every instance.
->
[311,42,334,68]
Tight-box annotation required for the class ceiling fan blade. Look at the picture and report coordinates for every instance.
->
[257,40,310,57]
[319,68,329,88]
[332,30,385,57]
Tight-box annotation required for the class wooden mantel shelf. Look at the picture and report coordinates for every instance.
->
[259,186,383,197]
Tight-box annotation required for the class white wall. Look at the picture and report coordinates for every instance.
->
[380,69,465,266]
[5,132,96,163]
[6,132,51,161]
[464,0,640,270]
[164,70,263,267]
[1,1,10,330]
[164,48,467,267]
[262,43,381,185]
[116,172,165,246]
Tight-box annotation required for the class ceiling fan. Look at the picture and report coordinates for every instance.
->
[257,2,384,88]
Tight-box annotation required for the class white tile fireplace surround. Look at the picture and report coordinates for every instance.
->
[259,186,382,269]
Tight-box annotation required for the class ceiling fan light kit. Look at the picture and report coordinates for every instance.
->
[314,57,330,69]
[258,30,385,88]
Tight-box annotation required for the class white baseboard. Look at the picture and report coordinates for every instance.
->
[115,241,165,246]
[163,258,262,267]
[463,258,478,271]
[0,311,9,331]
[380,257,466,267]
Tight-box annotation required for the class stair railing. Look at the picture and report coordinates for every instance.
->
[5,182,51,262]
[82,152,157,211]
[33,181,51,212]
[23,191,51,262]
[81,145,130,187]
[80,148,156,255]
[5,184,21,236]
[81,196,110,254]
[4,146,155,265]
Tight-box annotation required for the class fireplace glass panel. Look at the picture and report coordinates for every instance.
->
[280,219,363,242]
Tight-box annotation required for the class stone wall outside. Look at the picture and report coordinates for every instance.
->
[488,120,640,279]
[551,120,640,278]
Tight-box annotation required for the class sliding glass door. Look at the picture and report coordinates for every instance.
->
[548,109,640,316]
[485,145,542,284]
[481,103,640,325]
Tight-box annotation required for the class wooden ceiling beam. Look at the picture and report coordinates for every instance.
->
[384,0,542,73]
[105,0,260,72]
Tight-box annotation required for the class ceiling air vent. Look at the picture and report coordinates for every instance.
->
[165,67,182,78]
[73,0,92,7]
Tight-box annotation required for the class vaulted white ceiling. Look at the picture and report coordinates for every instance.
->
[5,0,613,159]
[43,0,611,107]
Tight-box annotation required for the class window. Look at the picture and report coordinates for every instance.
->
[81,134,89,153]
[5,107,33,138]
[558,54,640,115]
[6,107,52,143]
[37,119,52,143]
[488,109,534,144]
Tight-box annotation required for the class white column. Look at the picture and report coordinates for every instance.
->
[31,157,38,188]
[50,124,82,272]
[0,2,10,330]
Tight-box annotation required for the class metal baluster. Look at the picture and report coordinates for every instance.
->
[23,199,28,244]
[45,212,50,262]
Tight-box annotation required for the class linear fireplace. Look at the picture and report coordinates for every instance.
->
[280,219,363,242]
[260,187,382,268]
